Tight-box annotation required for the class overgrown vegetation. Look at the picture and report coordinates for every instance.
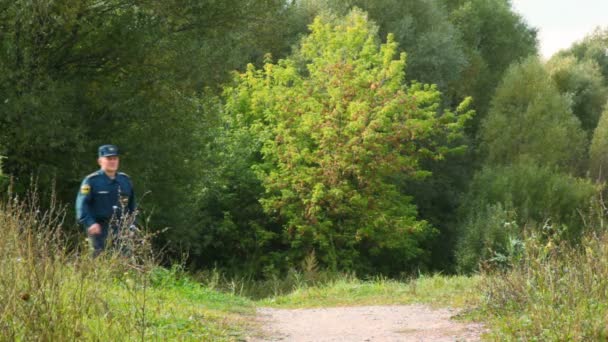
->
[0,0,540,275]
[479,228,608,340]
[0,192,254,341]
[456,162,598,272]
[0,187,481,340]
[3,1,608,339]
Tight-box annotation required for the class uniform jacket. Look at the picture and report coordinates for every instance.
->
[75,170,136,229]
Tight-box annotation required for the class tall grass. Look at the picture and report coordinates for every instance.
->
[0,187,150,340]
[0,189,254,341]
[480,229,608,340]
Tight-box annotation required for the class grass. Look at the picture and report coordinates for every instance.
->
[257,274,481,309]
[475,230,608,341]
[0,191,255,341]
[15,184,608,341]
[1,189,483,340]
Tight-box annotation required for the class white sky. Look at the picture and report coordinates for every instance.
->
[510,0,608,59]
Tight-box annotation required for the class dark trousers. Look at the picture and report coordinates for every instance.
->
[88,224,131,257]
[88,225,109,257]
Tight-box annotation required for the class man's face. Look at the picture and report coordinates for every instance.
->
[98,156,120,173]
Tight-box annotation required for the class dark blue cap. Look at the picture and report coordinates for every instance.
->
[98,144,119,157]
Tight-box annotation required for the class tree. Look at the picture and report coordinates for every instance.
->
[589,102,608,181]
[445,0,538,124]
[557,28,608,82]
[286,0,474,273]
[480,57,586,172]
[222,9,472,274]
[459,56,597,272]
[291,0,467,96]
[547,55,608,134]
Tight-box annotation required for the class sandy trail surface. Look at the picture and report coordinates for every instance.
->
[249,305,484,342]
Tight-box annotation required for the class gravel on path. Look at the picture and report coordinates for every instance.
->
[249,305,485,342]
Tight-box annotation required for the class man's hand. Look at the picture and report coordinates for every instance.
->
[87,223,102,236]
[128,224,139,238]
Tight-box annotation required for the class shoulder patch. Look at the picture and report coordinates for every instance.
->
[80,184,91,195]
[118,172,130,178]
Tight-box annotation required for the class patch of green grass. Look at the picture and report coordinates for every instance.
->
[111,269,255,341]
[257,274,481,309]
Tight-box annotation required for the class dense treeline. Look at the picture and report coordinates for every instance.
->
[1,0,607,276]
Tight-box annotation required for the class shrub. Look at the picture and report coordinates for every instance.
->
[456,162,598,272]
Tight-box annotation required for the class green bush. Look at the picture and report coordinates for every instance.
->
[456,202,519,273]
[456,162,598,272]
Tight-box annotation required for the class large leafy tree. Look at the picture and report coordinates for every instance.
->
[480,57,586,172]
[268,0,536,271]
[446,0,538,124]
[222,9,472,274]
[547,56,607,134]
[285,0,471,273]
[291,0,467,96]
[557,28,608,82]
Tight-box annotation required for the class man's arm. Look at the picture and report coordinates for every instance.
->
[75,179,96,229]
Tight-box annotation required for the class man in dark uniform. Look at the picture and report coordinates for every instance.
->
[76,144,136,256]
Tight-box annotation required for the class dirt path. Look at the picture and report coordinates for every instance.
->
[249,305,485,341]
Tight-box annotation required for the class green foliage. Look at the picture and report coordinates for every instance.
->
[456,163,597,272]
[446,0,538,120]
[464,55,597,273]
[1,0,592,279]
[547,55,608,133]
[480,231,608,340]
[557,28,608,82]
[334,0,468,93]
[222,9,472,275]
[284,1,479,274]
[0,0,297,243]
[481,57,586,172]
[180,96,281,274]
[589,102,608,181]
